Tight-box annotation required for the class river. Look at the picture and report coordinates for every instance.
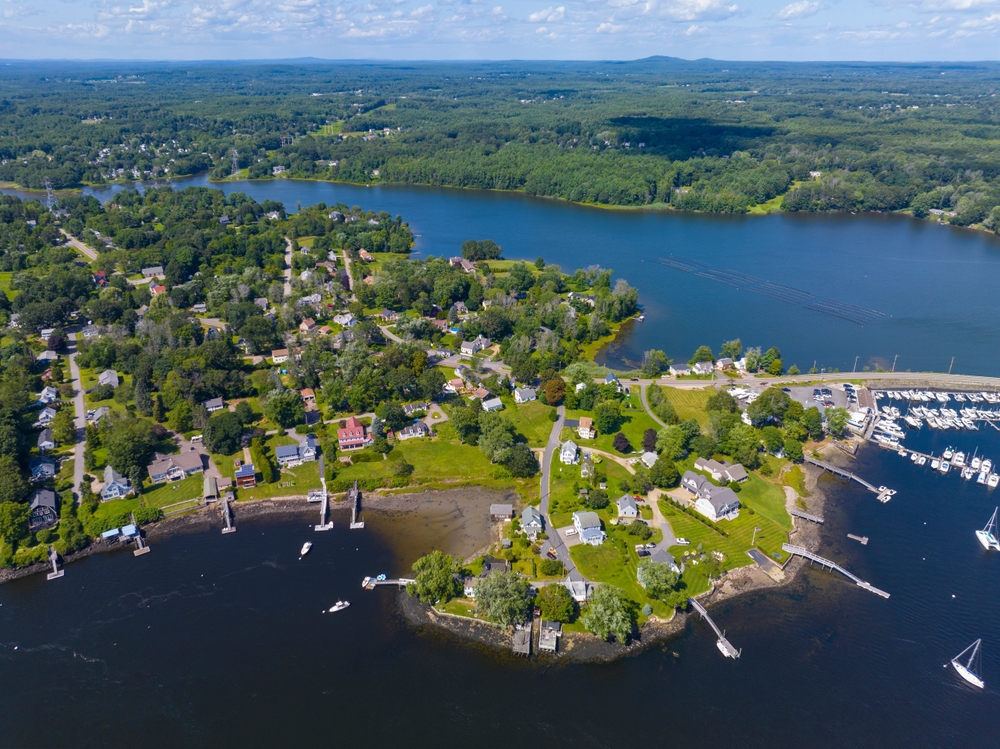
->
[23,175,1000,376]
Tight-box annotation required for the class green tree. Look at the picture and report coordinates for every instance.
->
[784,439,804,462]
[689,345,715,364]
[655,425,686,459]
[475,569,532,628]
[0,455,29,505]
[594,400,623,434]
[152,395,166,423]
[234,400,256,426]
[761,425,784,455]
[250,443,276,483]
[376,401,409,432]
[406,550,462,604]
[203,411,243,455]
[641,349,670,377]
[52,409,75,445]
[581,584,636,643]
[746,387,791,426]
[826,406,849,438]
[584,488,609,510]
[504,443,539,477]
[264,389,305,428]
[637,560,680,601]
[0,499,29,543]
[649,454,680,489]
[478,411,516,463]
[536,583,576,622]
[102,416,155,477]
[417,368,446,400]
[801,407,824,440]
[169,401,193,433]
[721,338,743,359]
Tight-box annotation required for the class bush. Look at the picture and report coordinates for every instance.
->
[584,489,609,510]
[612,432,631,453]
[626,520,653,540]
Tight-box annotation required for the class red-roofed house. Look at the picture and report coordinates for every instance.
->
[338,416,374,451]
[152,284,167,295]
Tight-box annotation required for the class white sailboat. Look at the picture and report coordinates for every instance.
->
[951,639,985,689]
[976,508,1000,551]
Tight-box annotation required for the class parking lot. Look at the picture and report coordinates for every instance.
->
[782,383,854,414]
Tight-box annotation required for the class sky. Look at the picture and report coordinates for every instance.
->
[1,0,1000,61]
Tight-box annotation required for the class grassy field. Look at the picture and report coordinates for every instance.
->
[565,394,661,456]
[95,473,205,520]
[782,465,811,498]
[548,458,634,530]
[0,272,18,300]
[502,398,555,447]
[237,460,321,500]
[656,387,713,428]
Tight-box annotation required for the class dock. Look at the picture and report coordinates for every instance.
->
[790,508,824,524]
[804,456,896,502]
[221,495,236,534]
[513,626,532,656]
[46,546,64,581]
[782,544,888,598]
[348,479,364,529]
[847,534,869,545]
[362,576,415,590]
[130,513,151,556]
[689,598,741,659]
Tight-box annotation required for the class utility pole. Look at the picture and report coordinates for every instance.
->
[892,354,898,373]
[853,356,859,373]
[230,148,239,179]
[949,356,955,375]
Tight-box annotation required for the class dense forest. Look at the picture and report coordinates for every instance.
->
[2,58,1000,228]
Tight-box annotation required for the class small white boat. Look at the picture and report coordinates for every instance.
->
[978,471,988,485]
[917,456,927,466]
[982,459,993,474]
[976,509,1000,551]
[300,542,313,557]
[940,461,951,474]
[989,474,1000,488]
[951,639,985,689]
[931,459,941,470]
[962,467,975,480]
[328,600,351,613]
[953,452,966,467]
[972,456,982,470]
[944,447,954,460]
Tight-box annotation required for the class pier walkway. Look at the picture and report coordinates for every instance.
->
[362,577,415,590]
[790,508,824,524]
[782,544,889,598]
[221,496,236,534]
[313,455,334,531]
[348,479,364,529]
[803,456,895,502]
[689,598,741,659]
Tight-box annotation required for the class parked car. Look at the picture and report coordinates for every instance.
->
[546,549,558,560]
[637,549,651,558]
[565,528,577,536]
[675,538,691,546]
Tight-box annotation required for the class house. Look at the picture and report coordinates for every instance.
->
[490,504,514,521]
[481,397,504,412]
[448,257,477,273]
[219,215,231,226]
[36,350,59,364]
[562,578,591,603]
[141,266,165,278]
[98,369,119,388]
[275,444,301,468]
[234,461,257,489]
[38,386,59,405]
[318,326,332,336]
[254,297,269,310]
[90,406,110,424]
[146,451,204,484]
[81,324,101,339]
[681,471,740,522]
[641,451,658,469]
[358,249,375,262]
[331,331,355,349]
[192,303,208,314]
[402,402,428,416]
[333,313,356,327]
[378,309,399,322]
[151,285,167,295]
[462,576,480,598]
[577,416,596,440]
[572,511,606,546]
[338,416,374,451]
[560,440,579,465]
[692,361,714,376]
[669,363,691,377]
[638,551,681,584]
[605,372,622,391]
[93,271,108,287]
[272,165,286,175]
[271,349,290,364]
[452,301,468,315]
[29,456,56,482]
[513,387,536,404]
[398,422,430,440]
[28,489,58,530]
[444,379,463,394]
[716,357,734,370]
[203,397,224,413]
[136,305,148,320]
[299,434,319,462]
[299,293,323,306]
[100,465,133,501]
[617,494,639,519]
[299,318,317,334]
[204,476,218,503]
[265,211,281,221]
[35,408,57,428]
[539,620,562,652]
[460,337,489,356]
[300,388,316,404]
[723,463,748,483]
[40,328,56,342]
[521,506,544,538]
[693,457,748,484]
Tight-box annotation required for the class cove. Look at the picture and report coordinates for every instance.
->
[63,176,1000,377]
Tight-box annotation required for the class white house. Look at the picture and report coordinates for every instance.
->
[481,397,504,412]
[333,313,356,327]
[638,550,681,584]
[36,350,59,363]
[572,511,606,546]
[716,357,734,370]
[203,397,224,413]
[681,470,740,522]
[101,465,133,501]
[39,328,55,341]
[694,457,748,483]
[460,335,491,356]
[669,364,691,377]
[37,429,55,452]
[38,386,59,405]
[577,416,596,439]
[398,422,431,440]
[616,494,639,520]
[34,407,57,427]
[640,451,658,469]
[271,349,290,364]
[560,440,579,465]
[521,506,544,539]
[98,370,119,388]
[513,387,536,404]
[692,361,714,376]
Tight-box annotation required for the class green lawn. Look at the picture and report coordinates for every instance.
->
[0,272,18,300]
[566,396,661,455]
[548,458,634,529]
[736,473,793,530]
[656,387,713,428]
[502,398,555,447]
[236,460,321,500]
[95,472,205,519]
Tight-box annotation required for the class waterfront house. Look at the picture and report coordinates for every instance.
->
[98,369,119,388]
[617,494,639,520]
[490,504,514,521]
[539,621,562,653]
[572,511,606,546]
[481,397,504,412]
[147,451,203,484]
[141,266,165,278]
[641,451,658,469]
[716,357,734,370]
[204,476,218,503]
[299,434,319,462]
[271,349,290,364]
[560,440,579,465]
[101,465,133,501]
[692,361,714,376]
[235,461,257,489]
[681,471,741,522]
[448,257,477,273]
[694,457,747,483]
[482,556,509,574]
[562,579,591,603]
[521,506,544,539]
[29,457,56,482]
[275,444,301,468]
[35,407,57,428]
[28,489,58,530]
[338,416,373,451]
[638,551,681,584]
[398,422,430,440]
[577,417,596,440]
[38,386,59,405]
[203,397,224,413]
[513,387,536,404]
[669,364,691,377]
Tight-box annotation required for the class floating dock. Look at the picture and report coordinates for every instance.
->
[45,546,64,581]
[783,544,888,598]
[348,480,364,530]
[847,534,869,545]
[689,598,741,659]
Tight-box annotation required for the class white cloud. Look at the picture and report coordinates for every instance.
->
[685,22,706,33]
[776,1,823,20]
[596,20,624,31]
[528,5,564,21]
[410,4,434,17]
[897,0,1000,11]
[661,0,739,22]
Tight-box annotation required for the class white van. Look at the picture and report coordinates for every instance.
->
[191,434,203,443]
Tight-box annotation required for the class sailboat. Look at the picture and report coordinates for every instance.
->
[951,639,985,689]
[976,508,1000,551]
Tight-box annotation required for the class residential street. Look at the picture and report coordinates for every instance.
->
[283,236,293,298]
[59,229,98,261]
[66,332,88,502]
[538,404,583,580]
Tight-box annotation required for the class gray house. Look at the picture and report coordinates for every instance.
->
[28,489,58,530]
[101,465,133,501]
[98,369,119,388]
[37,429,55,452]
[521,506,544,538]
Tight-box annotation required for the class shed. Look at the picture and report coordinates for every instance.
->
[204,476,219,502]
[490,503,514,520]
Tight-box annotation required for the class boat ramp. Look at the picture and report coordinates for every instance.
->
[689,598,741,659]
[782,544,889,598]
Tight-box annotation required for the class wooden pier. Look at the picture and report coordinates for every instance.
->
[804,456,896,502]
[221,495,236,534]
[689,598,741,659]
[782,544,889,598]
[131,513,151,556]
[348,480,365,529]
[362,576,415,590]
[847,534,869,545]
[46,546,64,581]
[790,508,824,524]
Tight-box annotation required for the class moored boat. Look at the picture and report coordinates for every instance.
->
[951,640,985,689]
[976,508,1000,551]
[300,542,313,557]
[328,600,351,613]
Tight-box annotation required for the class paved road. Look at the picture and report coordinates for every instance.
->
[649,370,1000,391]
[342,249,355,294]
[59,230,98,262]
[66,333,88,502]
[538,404,584,579]
[283,237,293,298]
[379,325,404,344]
[637,382,669,429]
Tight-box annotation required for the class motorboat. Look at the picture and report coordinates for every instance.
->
[940,461,951,474]
[953,452,966,467]
[951,640,985,689]
[962,467,975,480]
[982,459,993,474]
[917,456,927,466]
[971,456,982,471]
[990,474,1000,488]
[327,601,351,613]
[931,459,940,470]
[978,471,988,485]
[943,447,954,460]
[300,542,313,557]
